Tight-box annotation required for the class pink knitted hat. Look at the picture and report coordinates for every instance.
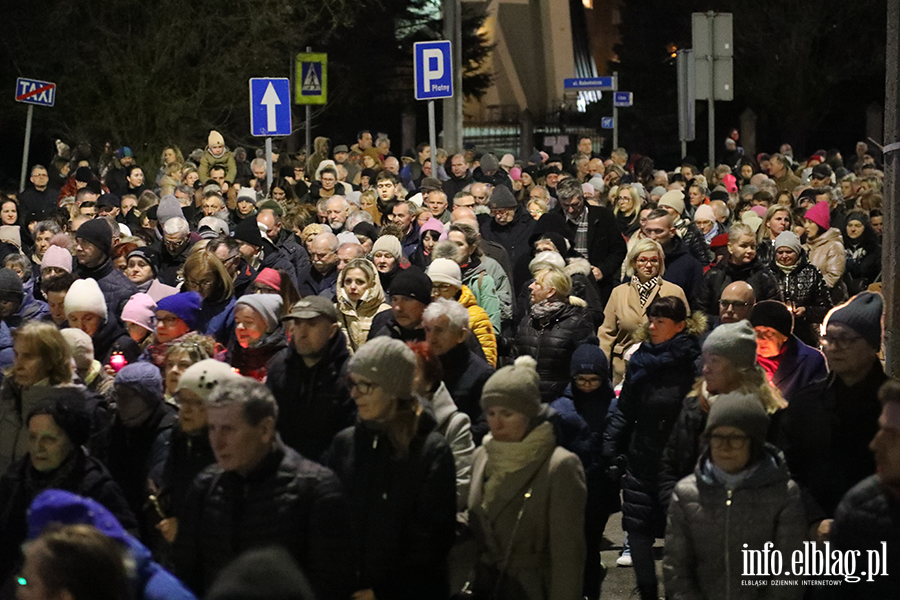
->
[41,245,73,273]
[121,293,157,332]
[804,201,830,231]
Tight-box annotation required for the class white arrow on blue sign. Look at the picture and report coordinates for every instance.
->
[249,78,292,137]
[601,117,614,130]
[15,78,56,107]
[414,41,453,100]
[613,91,634,107]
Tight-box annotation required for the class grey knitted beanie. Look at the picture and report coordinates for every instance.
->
[480,355,542,419]
[705,391,770,446]
[348,336,417,400]
[702,320,758,370]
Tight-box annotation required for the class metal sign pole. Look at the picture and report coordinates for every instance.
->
[428,100,437,166]
[19,104,33,193]
[265,137,274,193]
[612,72,619,150]
[707,12,716,170]
[305,46,312,159]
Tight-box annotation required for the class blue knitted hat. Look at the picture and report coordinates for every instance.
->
[570,336,608,378]
[157,291,203,330]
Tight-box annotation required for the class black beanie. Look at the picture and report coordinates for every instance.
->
[353,222,379,243]
[825,292,884,350]
[0,268,24,300]
[750,301,793,338]
[233,217,265,248]
[389,266,432,305]
[570,336,608,377]
[128,247,160,276]
[75,219,112,256]
[74,166,93,183]
[28,390,92,448]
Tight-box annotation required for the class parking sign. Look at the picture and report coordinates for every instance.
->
[414,41,453,100]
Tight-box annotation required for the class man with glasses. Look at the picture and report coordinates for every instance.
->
[157,216,193,286]
[717,281,756,326]
[19,165,59,219]
[642,208,703,305]
[265,297,355,463]
[782,292,888,544]
[480,185,534,268]
[211,237,256,297]
[297,232,339,301]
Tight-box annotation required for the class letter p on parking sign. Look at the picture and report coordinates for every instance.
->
[414,41,453,101]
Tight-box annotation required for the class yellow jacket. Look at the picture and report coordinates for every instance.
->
[458,285,497,367]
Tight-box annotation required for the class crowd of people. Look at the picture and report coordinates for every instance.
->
[0,130,897,600]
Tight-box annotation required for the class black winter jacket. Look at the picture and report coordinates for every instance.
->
[92,316,141,366]
[272,228,312,288]
[173,440,356,599]
[696,257,782,318]
[480,207,536,269]
[603,329,701,536]
[266,331,355,462]
[439,341,494,444]
[75,258,139,318]
[769,255,832,346]
[153,426,216,522]
[661,236,704,305]
[324,410,457,600]
[514,302,593,402]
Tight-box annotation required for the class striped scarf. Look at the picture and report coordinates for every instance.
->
[632,275,659,306]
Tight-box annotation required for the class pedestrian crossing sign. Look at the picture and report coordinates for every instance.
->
[295,53,327,105]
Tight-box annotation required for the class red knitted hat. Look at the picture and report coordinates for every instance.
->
[254,268,281,292]
[804,201,830,231]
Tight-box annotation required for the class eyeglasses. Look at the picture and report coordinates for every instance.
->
[184,277,214,289]
[821,333,864,349]
[709,433,750,450]
[617,195,632,202]
[635,257,660,265]
[348,378,378,395]
[574,375,602,386]
[719,300,752,309]
[490,208,512,216]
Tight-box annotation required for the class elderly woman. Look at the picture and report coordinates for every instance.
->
[664,393,805,598]
[613,184,643,238]
[64,278,140,365]
[181,251,236,343]
[598,238,689,385]
[0,322,76,472]
[658,321,787,518]
[466,355,586,600]
[124,247,162,293]
[227,294,286,380]
[325,337,457,600]
[153,359,236,546]
[603,296,703,600]
[162,333,218,401]
[515,265,593,402]
[0,392,136,578]
[843,211,881,295]
[696,223,782,319]
[768,231,832,346]
[336,257,391,353]
[756,205,792,266]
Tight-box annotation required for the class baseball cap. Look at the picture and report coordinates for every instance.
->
[283,296,338,322]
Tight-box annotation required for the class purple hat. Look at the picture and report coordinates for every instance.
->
[156,291,203,330]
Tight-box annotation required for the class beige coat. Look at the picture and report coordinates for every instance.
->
[467,444,586,600]
[805,227,845,287]
[598,279,689,385]
[336,268,391,353]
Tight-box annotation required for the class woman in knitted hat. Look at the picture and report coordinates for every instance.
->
[181,251,236,343]
[0,322,76,473]
[657,320,787,525]
[125,247,161,293]
[599,238,690,386]
[152,359,235,546]
[141,291,204,369]
[755,204,792,266]
[336,258,391,353]
[161,333,218,401]
[248,268,301,317]
[0,391,137,578]
[768,231,832,346]
[514,264,593,401]
[370,234,405,297]
[663,392,806,597]
[121,292,157,348]
[602,295,703,599]
[64,278,140,366]
[409,217,445,269]
[842,211,881,295]
[324,336,457,600]
[803,201,846,293]
[227,294,286,380]
[696,222,783,319]
[466,355,587,600]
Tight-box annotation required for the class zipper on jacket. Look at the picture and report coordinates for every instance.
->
[372,433,379,449]
[725,488,732,599]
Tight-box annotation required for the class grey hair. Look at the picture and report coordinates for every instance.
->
[326,195,350,211]
[250,158,267,170]
[207,377,278,425]
[423,298,470,332]
[432,240,464,263]
[345,210,374,232]
[163,216,190,236]
[312,232,339,252]
[529,251,566,274]
[33,220,62,237]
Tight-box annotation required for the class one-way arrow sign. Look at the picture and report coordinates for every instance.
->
[249,78,291,136]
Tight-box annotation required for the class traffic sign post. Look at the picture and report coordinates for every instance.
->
[563,77,614,91]
[601,117,614,130]
[612,72,619,149]
[613,92,633,107]
[414,41,453,165]
[693,11,733,169]
[15,78,57,193]
[250,78,292,191]
[296,50,328,155]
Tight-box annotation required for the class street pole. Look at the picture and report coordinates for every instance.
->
[19,104,33,193]
[305,46,312,158]
[265,137,273,193]
[612,71,619,150]
[884,0,900,375]
[707,11,716,170]
[442,0,463,152]
[428,100,437,171]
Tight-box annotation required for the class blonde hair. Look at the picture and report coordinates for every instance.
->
[759,205,791,243]
[690,364,787,414]
[534,266,572,299]
[182,251,233,303]
[11,321,72,385]
[624,237,666,278]
[613,183,643,222]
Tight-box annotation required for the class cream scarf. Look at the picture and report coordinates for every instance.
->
[482,421,556,510]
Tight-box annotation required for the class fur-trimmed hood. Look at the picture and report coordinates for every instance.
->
[633,310,707,343]
[565,257,592,278]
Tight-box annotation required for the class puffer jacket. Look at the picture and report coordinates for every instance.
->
[597,277,689,385]
[198,146,237,182]
[336,268,391,353]
[805,227,846,288]
[769,254,832,346]
[602,319,702,536]
[663,447,806,600]
[696,257,782,318]
[173,440,356,599]
[461,258,502,332]
[458,285,497,367]
[324,409,457,600]
[514,301,593,402]
[75,259,139,317]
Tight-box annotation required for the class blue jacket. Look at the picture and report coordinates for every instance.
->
[768,335,828,404]
[661,236,704,305]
